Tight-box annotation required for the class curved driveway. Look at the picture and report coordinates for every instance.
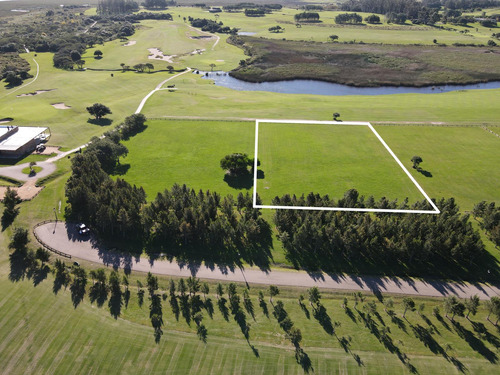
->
[35,222,500,300]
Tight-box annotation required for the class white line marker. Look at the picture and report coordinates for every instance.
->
[252,119,440,214]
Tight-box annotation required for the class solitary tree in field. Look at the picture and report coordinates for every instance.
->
[444,296,465,321]
[76,60,85,69]
[220,153,252,175]
[333,112,340,121]
[166,65,174,73]
[402,297,415,319]
[308,287,321,309]
[384,297,394,314]
[86,103,111,120]
[209,63,216,71]
[411,156,423,169]
[465,295,480,320]
[485,296,500,324]
[94,50,103,58]
[269,285,279,304]
[329,34,339,42]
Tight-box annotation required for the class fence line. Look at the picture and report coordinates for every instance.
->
[33,221,71,259]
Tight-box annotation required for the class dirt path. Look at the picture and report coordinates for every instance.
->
[35,222,500,300]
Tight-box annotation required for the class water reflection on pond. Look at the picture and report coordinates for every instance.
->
[199,71,500,96]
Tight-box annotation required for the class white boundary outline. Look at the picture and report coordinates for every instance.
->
[252,119,440,214]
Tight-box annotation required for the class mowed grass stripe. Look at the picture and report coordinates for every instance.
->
[257,122,426,205]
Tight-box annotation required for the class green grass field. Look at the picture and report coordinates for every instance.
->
[1,260,500,374]
[256,121,426,205]
[167,7,497,45]
[2,6,500,374]
[144,73,500,125]
[375,126,500,211]
[117,120,499,212]
[118,120,255,199]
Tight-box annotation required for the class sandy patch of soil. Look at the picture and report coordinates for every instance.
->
[17,89,54,97]
[51,103,71,109]
[0,180,44,201]
[216,60,225,62]
[123,40,136,46]
[33,146,60,156]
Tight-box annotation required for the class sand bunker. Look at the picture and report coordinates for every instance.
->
[17,89,54,97]
[123,40,136,46]
[148,47,206,63]
[148,48,176,63]
[52,103,71,109]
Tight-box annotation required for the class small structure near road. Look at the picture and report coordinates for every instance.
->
[0,126,51,158]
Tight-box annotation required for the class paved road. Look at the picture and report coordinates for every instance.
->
[35,222,500,300]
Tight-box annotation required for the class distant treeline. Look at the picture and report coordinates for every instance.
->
[342,0,500,14]
[188,17,238,34]
[223,3,282,12]
[294,12,321,22]
[341,0,499,24]
[273,191,488,278]
[97,0,139,15]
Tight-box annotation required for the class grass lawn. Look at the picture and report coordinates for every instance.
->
[144,73,500,125]
[21,165,42,175]
[117,119,255,199]
[374,126,500,211]
[1,256,500,374]
[167,7,496,45]
[256,121,426,205]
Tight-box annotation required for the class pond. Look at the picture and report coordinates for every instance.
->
[199,71,500,96]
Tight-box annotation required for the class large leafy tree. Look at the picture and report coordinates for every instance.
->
[220,153,252,175]
[86,103,112,120]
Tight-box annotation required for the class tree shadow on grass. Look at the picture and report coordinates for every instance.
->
[295,347,313,373]
[109,292,123,319]
[259,298,269,318]
[218,297,230,321]
[32,265,50,286]
[170,295,180,321]
[87,118,113,126]
[344,306,357,324]
[223,173,253,190]
[113,163,130,176]
[8,249,32,282]
[89,284,108,307]
[452,321,497,363]
[299,302,310,319]
[2,209,19,231]
[471,321,500,348]
[416,167,432,178]
[204,297,214,319]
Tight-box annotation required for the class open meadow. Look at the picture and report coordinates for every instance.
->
[255,121,426,205]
